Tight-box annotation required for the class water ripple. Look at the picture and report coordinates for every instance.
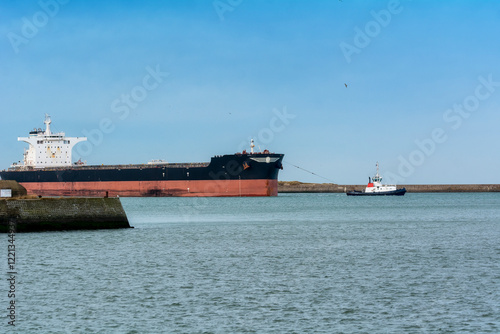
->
[2,193,499,332]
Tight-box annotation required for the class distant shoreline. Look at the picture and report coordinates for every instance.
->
[278,181,500,193]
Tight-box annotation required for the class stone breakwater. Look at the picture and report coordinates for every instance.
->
[0,197,131,232]
[278,181,500,193]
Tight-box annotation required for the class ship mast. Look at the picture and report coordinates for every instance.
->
[372,161,382,183]
[44,114,52,136]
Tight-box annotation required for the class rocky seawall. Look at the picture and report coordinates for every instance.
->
[278,181,500,193]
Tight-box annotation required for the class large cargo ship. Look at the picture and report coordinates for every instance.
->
[0,115,284,197]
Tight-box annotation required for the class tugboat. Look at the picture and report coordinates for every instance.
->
[346,162,406,196]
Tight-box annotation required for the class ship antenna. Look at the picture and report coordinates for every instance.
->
[44,114,52,136]
[250,139,255,154]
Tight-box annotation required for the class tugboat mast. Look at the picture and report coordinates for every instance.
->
[372,161,382,183]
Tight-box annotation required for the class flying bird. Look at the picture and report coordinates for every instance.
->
[344,83,348,88]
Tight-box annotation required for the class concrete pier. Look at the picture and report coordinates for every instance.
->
[0,181,131,232]
[0,197,132,232]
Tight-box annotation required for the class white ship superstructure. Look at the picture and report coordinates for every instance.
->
[16,114,87,168]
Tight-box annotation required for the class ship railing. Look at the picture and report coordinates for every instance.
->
[7,166,35,171]
[21,162,211,171]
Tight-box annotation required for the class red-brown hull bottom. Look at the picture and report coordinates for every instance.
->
[20,179,278,197]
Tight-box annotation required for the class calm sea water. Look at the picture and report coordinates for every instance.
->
[3,193,500,333]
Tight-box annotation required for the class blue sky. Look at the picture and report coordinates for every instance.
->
[1,0,499,184]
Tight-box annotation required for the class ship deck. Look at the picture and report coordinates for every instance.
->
[6,162,210,172]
